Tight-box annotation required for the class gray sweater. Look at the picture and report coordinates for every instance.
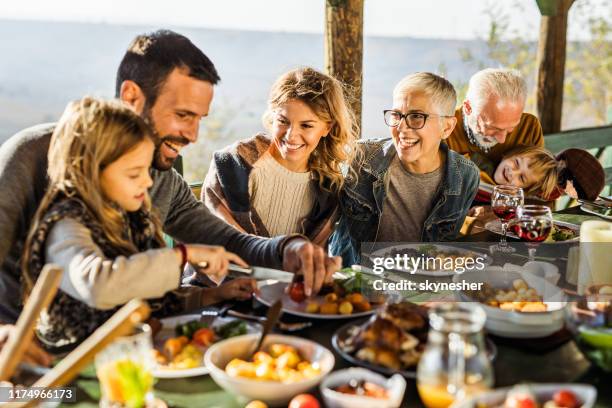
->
[0,124,286,323]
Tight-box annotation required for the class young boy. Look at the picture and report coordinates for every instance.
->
[330,72,479,266]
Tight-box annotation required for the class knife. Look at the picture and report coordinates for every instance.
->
[227,264,295,283]
[579,199,612,209]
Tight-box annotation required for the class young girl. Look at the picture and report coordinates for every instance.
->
[203,67,359,245]
[21,97,247,350]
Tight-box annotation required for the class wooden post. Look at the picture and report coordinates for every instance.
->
[325,0,364,136]
[535,0,575,134]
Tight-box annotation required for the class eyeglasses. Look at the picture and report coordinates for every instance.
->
[383,110,453,130]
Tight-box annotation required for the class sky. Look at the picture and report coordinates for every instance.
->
[1,0,606,41]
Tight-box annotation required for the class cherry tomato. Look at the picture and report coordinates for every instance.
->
[192,328,215,347]
[289,281,306,303]
[288,394,320,408]
[553,390,579,408]
[514,397,537,408]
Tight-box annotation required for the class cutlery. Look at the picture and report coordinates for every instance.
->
[247,300,282,360]
[578,199,612,209]
[200,305,311,332]
[225,309,311,332]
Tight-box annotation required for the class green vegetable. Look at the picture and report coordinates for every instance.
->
[215,320,247,339]
[175,320,208,339]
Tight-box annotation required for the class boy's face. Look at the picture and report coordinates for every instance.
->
[494,155,537,190]
[389,90,455,173]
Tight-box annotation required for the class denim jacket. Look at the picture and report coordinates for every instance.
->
[329,138,479,266]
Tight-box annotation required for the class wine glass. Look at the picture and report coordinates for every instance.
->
[514,205,553,261]
[491,185,524,252]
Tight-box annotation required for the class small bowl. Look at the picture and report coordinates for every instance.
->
[320,368,406,408]
[204,333,334,407]
[450,383,597,408]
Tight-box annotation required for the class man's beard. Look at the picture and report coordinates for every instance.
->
[467,115,498,149]
[142,110,190,172]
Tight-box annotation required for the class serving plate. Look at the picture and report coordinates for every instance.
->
[256,281,382,320]
[153,314,259,378]
[331,318,497,379]
[369,244,491,277]
[484,219,580,242]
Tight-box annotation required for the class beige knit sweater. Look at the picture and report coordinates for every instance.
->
[248,152,315,236]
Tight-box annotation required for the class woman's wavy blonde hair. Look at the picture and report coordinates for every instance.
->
[262,67,360,194]
[22,97,163,290]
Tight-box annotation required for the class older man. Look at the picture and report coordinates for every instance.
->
[0,30,339,324]
[446,68,543,167]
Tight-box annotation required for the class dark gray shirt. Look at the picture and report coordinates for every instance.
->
[377,157,443,242]
[0,124,285,323]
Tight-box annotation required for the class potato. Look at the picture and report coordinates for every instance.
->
[225,359,256,378]
[520,302,547,312]
[513,279,528,291]
[319,302,339,315]
[338,301,354,315]
[276,351,300,369]
[305,301,319,314]
[245,401,268,408]
[353,300,372,312]
[255,362,277,380]
[269,343,295,358]
[346,293,365,304]
[324,293,338,303]
[253,351,273,364]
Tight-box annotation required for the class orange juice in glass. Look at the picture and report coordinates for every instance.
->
[95,324,155,408]
[417,303,493,408]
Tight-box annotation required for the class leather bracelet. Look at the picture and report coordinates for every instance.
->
[175,243,188,269]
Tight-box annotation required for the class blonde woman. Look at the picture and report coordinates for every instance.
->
[21,97,246,350]
[203,67,359,246]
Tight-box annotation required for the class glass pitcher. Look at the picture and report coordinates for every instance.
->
[417,303,493,408]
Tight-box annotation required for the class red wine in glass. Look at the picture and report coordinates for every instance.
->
[515,205,553,261]
[515,220,552,242]
[493,205,517,221]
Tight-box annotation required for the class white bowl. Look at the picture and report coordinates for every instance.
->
[320,368,406,408]
[204,333,334,407]
[454,268,567,338]
[450,383,597,408]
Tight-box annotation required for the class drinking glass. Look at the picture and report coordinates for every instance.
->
[514,205,553,261]
[417,303,493,408]
[491,185,524,252]
[95,324,155,408]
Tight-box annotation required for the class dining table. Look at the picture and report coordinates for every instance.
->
[57,205,611,408]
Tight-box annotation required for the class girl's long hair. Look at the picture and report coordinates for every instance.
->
[22,97,163,291]
[263,67,360,194]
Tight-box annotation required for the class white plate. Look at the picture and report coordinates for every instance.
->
[451,383,597,408]
[256,281,380,320]
[580,203,612,221]
[153,314,259,378]
[484,218,580,242]
[454,268,567,338]
[369,244,491,276]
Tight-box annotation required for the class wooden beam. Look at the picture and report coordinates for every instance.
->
[535,0,574,134]
[325,0,364,136]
